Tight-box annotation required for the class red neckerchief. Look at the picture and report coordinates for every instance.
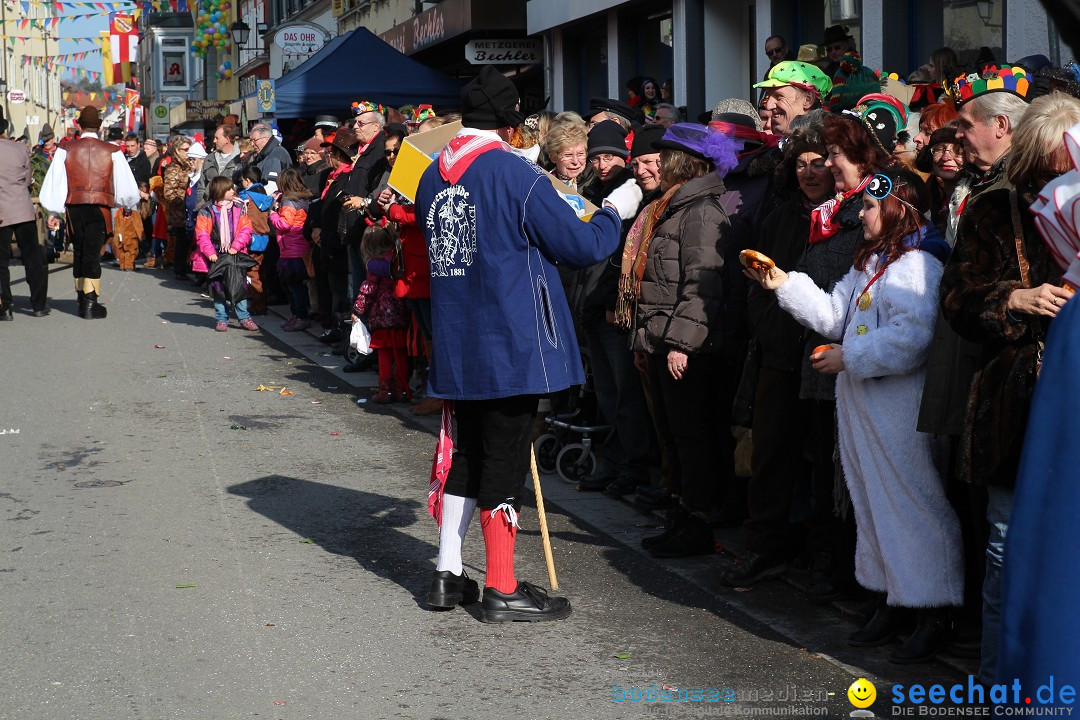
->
[438,131,511,184]
[321,162,353,200]
[708,121,782,156]
[809,175,872,244]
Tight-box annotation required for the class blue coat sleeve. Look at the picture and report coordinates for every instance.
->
[521,175,621,270]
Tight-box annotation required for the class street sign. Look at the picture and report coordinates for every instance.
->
[257,79,276,115]
[151,102,170,136]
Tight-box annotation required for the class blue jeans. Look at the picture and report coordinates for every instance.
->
[981,486,1014,684]
[584,320,654,483]
[214,298,251,323]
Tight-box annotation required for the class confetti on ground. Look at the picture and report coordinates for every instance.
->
[175,584,197,589]
[279,388,294,396]
[223,356,232,360]
[613,652,632,659]
[153,344,165,349]
[230,425,247,430]
[256,384,284,391]
[161,320,169,324]
[273,700,287,706]
[299,538,315,544]
[356,398,366,405]
[0,429,21,435]
[265,623,275,627]
[157,375,167,378]
[311,401,322,404]
[330,431,341,436]
[663,685,678,692]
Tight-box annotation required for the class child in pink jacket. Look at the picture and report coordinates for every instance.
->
[269,168,314,331]
[194,176,255,332]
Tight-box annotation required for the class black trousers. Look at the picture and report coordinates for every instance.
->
[0,220,48,311]
[444,395,540,511]
[656,353,734,515]
[743,366,808,556]
[67,205,108,281]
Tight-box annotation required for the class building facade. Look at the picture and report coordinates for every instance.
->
[0,1,63,142]
[529,0,1067,120]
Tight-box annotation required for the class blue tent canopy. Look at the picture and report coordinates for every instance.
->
[272,27,462,118]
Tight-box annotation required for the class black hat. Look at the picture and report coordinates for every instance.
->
[915,126,959,173]
[587,120,629,160]
[38,123,55,142]
[314,115,339,131]
[587,97,643,125]
[461,65,522,130]
[823,24,850,46]
[631,125,665,157]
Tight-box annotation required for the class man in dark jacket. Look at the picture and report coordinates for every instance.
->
[416,65,621,622]
[248,123,292,186]
[341,101,389,299]
[124,133,151,185]
[206,123,242,184]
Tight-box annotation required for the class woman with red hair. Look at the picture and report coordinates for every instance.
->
[749,167,964,664]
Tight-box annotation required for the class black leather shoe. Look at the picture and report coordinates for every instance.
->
[849,605,912,647]
[481,581,572,623]
[889,610,953,664]
[31,307,51,317]
[603,477,640,498]
[720,551,786,587]
[0,308,13,321]
[318,328,344,344]
[426,570,479,609]
[647,515,715,559]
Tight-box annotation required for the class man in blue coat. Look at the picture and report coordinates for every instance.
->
[415,66,621,622]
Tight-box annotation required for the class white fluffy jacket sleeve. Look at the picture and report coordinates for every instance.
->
[840,251,943,380]
[775,267,859,342]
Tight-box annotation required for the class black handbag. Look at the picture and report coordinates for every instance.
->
[731,339,761,428]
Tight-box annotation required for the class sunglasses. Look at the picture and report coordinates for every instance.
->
[385,148,398,156]
[765,46,785,57]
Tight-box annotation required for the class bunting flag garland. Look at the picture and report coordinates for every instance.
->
[8,46,103,59]
[1,8,142,26]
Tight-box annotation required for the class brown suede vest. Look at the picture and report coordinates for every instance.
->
[65,136,119,207]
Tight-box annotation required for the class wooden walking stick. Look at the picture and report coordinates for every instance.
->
[530,446,559,590]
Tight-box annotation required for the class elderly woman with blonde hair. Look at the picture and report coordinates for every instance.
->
[941,90,1080,684]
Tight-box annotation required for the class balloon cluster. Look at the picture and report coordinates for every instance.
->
[193,0,232,58]
[217,60,233,81]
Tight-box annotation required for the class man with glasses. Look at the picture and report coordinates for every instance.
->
[247,123,292,188]
[763,35,790,71]
[342,101,390,297]
[822,24,856,78]
[651,103,680,128]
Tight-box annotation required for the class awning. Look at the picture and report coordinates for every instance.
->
[272,27,462,117]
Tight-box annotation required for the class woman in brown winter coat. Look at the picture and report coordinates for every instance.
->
[629,123,740,559]
[162,134,192,276]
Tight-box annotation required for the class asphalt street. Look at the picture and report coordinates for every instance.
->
[1,263,973,720]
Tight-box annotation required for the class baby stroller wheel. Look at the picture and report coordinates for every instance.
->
[344,342,362,366]
[534,433,561,474]
[556,443,595,484]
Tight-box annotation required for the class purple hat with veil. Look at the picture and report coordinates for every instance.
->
[653,122,741,177]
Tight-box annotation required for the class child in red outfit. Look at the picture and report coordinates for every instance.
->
[352,225,410,403]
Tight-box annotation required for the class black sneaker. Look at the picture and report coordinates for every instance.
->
[426,570,480,609]
[577,475,615,492]
[720,551,786,587]
[318,328,344,344]
[848,605,913,647]
[481,581,572,623]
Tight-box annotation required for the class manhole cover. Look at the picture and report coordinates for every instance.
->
[74,480,123,488]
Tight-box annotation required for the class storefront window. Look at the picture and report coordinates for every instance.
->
[942,0,1004,65]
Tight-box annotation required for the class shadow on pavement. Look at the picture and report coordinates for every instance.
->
[228,475,438,609]
[160,310,217,328]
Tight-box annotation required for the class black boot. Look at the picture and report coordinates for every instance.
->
[426,569,480,609]
[848,603,913,647]
[80,291,107,319]
[647,512,715,558]
[641,505,686,549]
[889,608,954,664]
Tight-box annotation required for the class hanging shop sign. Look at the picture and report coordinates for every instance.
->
[7,89,26,104]
[464,38,540,65]
[273,24,328,55]
[257,78,275,115]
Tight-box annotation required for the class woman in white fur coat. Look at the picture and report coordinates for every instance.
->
[747,168,964,665]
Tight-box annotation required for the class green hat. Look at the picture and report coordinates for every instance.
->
[754,61,833,100]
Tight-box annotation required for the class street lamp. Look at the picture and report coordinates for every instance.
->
[230,20,251,48]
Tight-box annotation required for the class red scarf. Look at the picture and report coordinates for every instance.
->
[321,162,353,200]
[809,175,872,244]
[438,131,511,184]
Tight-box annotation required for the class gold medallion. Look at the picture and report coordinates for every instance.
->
[857,292,872,311]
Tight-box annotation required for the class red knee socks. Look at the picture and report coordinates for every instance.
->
[480,507,518,594]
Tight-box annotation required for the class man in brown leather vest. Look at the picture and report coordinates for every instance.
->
[40,106,139,319]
